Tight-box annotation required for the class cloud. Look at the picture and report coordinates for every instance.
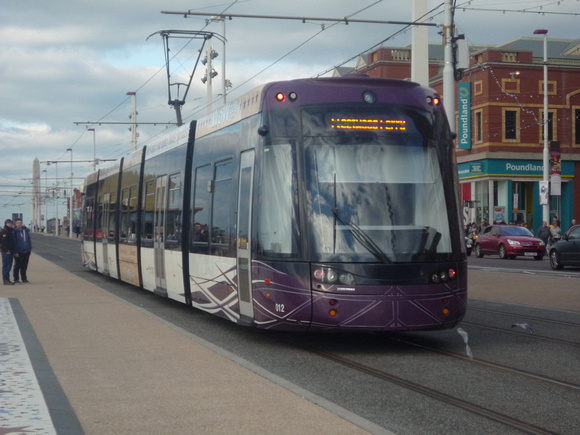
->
[1,0,579,220]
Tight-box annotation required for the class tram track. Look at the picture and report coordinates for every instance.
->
[468,306,580,328]
[383,335,580,392]
[459,320,579,347]
[287,339,561,435]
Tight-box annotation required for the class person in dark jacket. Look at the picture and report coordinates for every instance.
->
[13,218,32,284]
[0,219,16,285]
[536,220,551,246]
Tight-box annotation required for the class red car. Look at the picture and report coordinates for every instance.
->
[474,225,545,260]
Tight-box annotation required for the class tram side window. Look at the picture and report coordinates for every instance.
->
[108,192,117,241]
[120,187,138,243]
[256,143,300,257]
[165,173,182,249]
[83,197,95,241]
[142,180,155,246]
[96,194,105,241]
[212,160,234,256]
[191,165,211,250]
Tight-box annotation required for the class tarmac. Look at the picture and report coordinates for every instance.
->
[1,245,579,434]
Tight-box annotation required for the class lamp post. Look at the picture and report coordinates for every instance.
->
[42,169,48,233]
[534,29,549,224]
[67,148,73,238]
[52,162,59,236]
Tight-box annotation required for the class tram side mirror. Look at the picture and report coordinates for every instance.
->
[258,125,269,137]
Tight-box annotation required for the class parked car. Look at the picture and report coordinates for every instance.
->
[549,224,580,269]
[474,225,545,260]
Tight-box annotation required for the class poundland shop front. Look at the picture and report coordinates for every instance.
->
[458,158,575,234]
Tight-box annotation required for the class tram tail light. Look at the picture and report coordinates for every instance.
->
[275,91,298,103]
[426,95,441,106]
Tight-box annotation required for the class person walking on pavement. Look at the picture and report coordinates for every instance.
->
[0,219,16,285]
[13,218,31,284]
[549,219,562,250]
[536,221,550,246]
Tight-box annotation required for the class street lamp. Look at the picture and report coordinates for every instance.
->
[48,161,59,236]
[42,169,48,233]
[67,148,73,238]
[534,28,549,224]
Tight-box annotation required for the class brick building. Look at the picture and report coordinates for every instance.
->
[336,36,580,233]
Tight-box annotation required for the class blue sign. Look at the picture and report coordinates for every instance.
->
[458,82,471,150]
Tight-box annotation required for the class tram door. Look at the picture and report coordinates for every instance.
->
[100,193,110,276]
[237,150,255,320]
[153,175,167,292]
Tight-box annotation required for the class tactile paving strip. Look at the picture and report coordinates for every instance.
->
[0,298,56,434]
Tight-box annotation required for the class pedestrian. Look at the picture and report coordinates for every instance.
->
[13,218,31,284]
[568,218,576,231]
[536,220,550,247]
[467,222,478,239]
[549,219,562,249]
[0,219,16,285]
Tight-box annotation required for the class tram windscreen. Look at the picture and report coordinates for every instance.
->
[303,106,453,263]
[306,130,452,263]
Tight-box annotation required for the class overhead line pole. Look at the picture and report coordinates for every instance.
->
[443,0,455,133]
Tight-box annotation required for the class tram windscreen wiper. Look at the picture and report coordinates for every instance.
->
[331,207,392,264]
[331,174,392,264]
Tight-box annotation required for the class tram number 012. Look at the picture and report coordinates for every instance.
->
[275,303,285,313]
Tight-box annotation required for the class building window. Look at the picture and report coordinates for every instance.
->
[475,110,483,142]
[501,52,518,62]
[504,109,518,141]
[474,80,483,96]
[575,108,580,145]
[390,49,409,61]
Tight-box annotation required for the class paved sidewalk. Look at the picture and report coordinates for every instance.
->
[2,247,578,434]
[1,254,375,434]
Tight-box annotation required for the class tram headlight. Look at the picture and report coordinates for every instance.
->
[313,267,355,285]
[326,269,338,283]
[430,268,457,284]
[339,273,355,285]
[362,90,377,104]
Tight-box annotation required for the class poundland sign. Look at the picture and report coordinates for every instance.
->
[458,159,574,179]
[458,82,471,150]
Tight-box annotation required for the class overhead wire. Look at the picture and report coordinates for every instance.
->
[13,0,578,216]
[314,2,445,78]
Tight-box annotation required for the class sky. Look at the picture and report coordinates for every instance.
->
[1,0,579,225]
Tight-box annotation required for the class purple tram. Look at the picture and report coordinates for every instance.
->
[81,76,467,331]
